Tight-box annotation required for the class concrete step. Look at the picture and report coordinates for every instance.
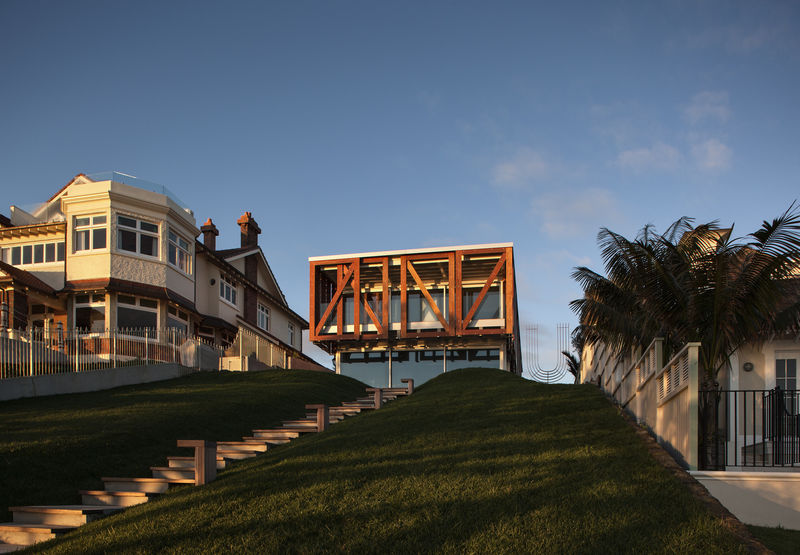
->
[151,467,195,481]
[217,449,259,460]
[10,505,123,527]
[101,477,193,493]
[0,523,72,546]
[167,456,226,470]
[79,490,156,507]
[251,429,303,439]
[216,441,268,452]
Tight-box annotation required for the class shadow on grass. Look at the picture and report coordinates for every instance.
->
[30,368,746,554]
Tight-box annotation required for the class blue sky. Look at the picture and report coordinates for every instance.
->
[2,1,799,377]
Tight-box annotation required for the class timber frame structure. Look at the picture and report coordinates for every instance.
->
[309,243,522,375]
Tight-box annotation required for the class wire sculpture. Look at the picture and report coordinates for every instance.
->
[523,323,571,383]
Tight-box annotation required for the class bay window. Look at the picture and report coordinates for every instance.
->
[74,215,107,252]
[117,215,159,257]
[168,229,191,273]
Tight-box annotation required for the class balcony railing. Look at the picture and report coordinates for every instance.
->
[0,327,222,378]
[700,388,800,469]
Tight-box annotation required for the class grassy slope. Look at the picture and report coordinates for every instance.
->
[748,525,800,554]
[0,370,367,521]
[31,368,745,554]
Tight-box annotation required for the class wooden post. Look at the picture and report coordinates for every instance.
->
[306,404,329,432]
[177,440,217,485]
[366,387,383,409]
[401,378,415,395]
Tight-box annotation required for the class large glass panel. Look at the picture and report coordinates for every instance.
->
[22,245,32,264]
[45,243,55,262]
[340,351,390,387]
[446,349,500,371]
[391,350,444,387]
[33,244,44,264]
[75,306,105,332]
[343,295,354,327]
[119,229,137,252]
[139,234,158,256]
[118,306,157,329]
[463,287,501,321]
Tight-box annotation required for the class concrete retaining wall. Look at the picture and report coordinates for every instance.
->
[690,470,800,530]
[0,363,195,402]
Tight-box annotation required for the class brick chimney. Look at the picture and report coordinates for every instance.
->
[200,218,219,251]
[237,212,261,248]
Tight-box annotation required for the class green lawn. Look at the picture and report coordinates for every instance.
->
[748,525,800,554]
[0,369,367,522]
[24,368,747,553]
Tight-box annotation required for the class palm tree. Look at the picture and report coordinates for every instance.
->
[561,350,581,384]
[571,204,800,387]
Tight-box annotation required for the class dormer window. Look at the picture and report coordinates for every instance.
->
[117,215,159,257]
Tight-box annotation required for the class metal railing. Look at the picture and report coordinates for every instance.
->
[0,327,222,379]
[224,326,293,370]
[700,388,800,469]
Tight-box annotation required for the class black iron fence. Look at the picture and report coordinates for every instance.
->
[700,388,800,469]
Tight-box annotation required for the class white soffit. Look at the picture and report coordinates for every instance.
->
[308,242,514,262]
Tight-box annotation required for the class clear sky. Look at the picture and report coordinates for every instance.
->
[2,1,799,378]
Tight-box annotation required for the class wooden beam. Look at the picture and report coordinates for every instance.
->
[462,253,506,330]
[407,261,449,330]
[336,265,344,337]
[400,256,407,337]
[362,292,382,333]
[447,253,455,335]
[455,251,463,335]
[353,260,360,339]
[314,262,354,336]
[309,262,317,340]
[505,247,514,334]
[381,257,390,339]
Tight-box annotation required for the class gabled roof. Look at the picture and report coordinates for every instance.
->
[0,261,56,296]
[196,242,307,328]
[216,246,288,306]
[47,173,89,203]
[0,214,11,228]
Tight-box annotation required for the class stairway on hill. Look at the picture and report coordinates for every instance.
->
[0,383,413,551]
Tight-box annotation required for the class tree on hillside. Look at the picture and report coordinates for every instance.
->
[570,203,800,387]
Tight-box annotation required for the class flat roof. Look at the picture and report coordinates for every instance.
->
[308,242,513,262]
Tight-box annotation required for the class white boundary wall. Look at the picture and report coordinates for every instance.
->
[691,471,800,530]
[0,363,194,401]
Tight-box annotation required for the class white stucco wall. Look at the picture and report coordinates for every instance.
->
[691,471,800,530]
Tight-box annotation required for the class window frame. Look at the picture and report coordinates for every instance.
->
[73,215,108,253]
[288,322,295,347]
[116,214,160,258]
[167,228,192,274]
[219,275,238,307]
[257,303,270,331]
[0,240,65,266]
[116,294,160,331]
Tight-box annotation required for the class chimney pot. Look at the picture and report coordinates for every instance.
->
[237,212,261,248]
[200,218,219,251]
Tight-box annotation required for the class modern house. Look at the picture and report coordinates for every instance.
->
[308,243,522,387]
[0,172,315,369]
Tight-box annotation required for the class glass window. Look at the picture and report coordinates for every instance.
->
[57,242,65,261]
[117,215,159,257]
[446,349,500,372]
[22,245,32,265]
[391,350,445,387]
[45,243,55,262]
[168,229,191,273]
[220,275,237,306]
[257,303,270,331]
[74,215,107,252]
[118,306,158,329]
[0,248,7,263]
[463,286,501,321]
[33,244,44,264]
[776,358,798,391]
[288,322,295,346]
[11,246,20,265]
[74,295,105,332]
[340,351,390,388]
